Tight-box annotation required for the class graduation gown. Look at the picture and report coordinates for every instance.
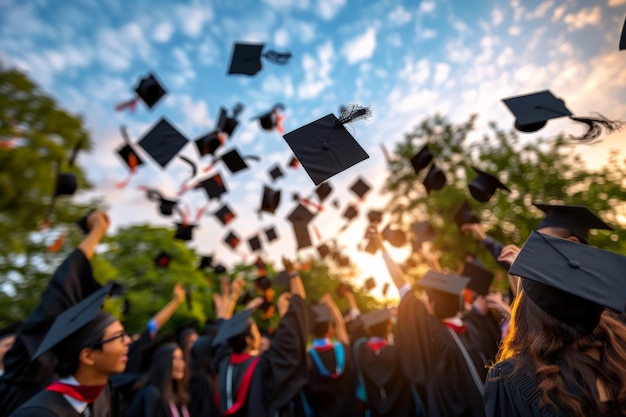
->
[294,342,360,417]
[353,339,424,417]
[213,295,309,417]
[188,335,219,417]
[124,385,170,417]
[0,249,102,417]
[9,390,80,417]
[460,308,502,381]
[395,293,486,417]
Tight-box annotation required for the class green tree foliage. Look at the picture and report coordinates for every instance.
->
[383,114,626,288]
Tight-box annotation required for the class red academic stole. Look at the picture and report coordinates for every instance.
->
[366,339,389,354]
[216,353,260,416]
[46,381,105,403]
[443,320,467,335]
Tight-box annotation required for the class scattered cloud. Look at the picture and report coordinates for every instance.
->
[419,1,435,14]
[152,21,174,43]
[492,7,504,26]
[317,0,347,20]
[176,3,214,37]
[433,63,450,85]
[297,40,334,99]
[342,28,377,64]
[418,28,437,40]
[551,5,567,21]
[609,0,626,6]
[563,6,602,30]
[389,6,412,26]
[261,0,310,9]
[274,28,290,48]
[527,1,554,19]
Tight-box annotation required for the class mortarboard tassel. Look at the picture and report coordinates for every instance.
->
[114,97,140,113]
[335,104,372,126]
[300,198,324,213]
[380,143,392,163]
[47,233,67,253]
[569,113,624,144]
[313,224,322,241]
[262,50,292,65]
[115,152,139,188]
[274,108,285,134]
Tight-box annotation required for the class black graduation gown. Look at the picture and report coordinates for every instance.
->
[213,295,309,417]
[188,335,219,417]
[9,390,80,417]
[124,385,170,417]
[353,339,424,417]
[460,309,502,381]
[395,293,486,417]
[0,249,102,417]
[294,342,360,417]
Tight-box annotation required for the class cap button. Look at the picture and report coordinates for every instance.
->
[568,260,581,268]
[322,142,330,150]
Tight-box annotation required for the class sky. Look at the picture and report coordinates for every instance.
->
[1,0,626,299]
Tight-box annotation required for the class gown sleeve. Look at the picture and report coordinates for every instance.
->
[124,385,169,417]
[484,360,543,417]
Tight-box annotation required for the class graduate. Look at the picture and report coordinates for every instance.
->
[484,232,626,417]
[0,322,21,377]
[0,211,112,416]
[211,257,309,417]
[9,282,131,417]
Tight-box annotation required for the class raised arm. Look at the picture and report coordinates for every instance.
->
[149,282,185,336]
[366,226,409,291]
[321,293,349,345]
[282,256,306,300]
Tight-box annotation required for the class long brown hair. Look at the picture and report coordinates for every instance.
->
[135,343,190,407]
[497,290,626,416]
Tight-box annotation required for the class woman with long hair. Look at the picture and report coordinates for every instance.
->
[126,342,190,417]
[485,232,626,417]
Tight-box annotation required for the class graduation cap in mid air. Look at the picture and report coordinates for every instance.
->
[533,203,613,244]
[461,259,494,296]
[364,277,376,291]
[282,105,371,185]
[454,200,479,229]
[195,173,228,200]
[259,186,281,215]
[212,309,254,347]
[248,235,263,252]
[381,224,407,248]
[227,42,292,76]
[510,231,626,334]
[411,144,434,174]
[315,182,333,202]
[216,104,244,138]
[142,188,178,216]
[115,72,167,112]
[214,204,236,226]
[137,118,189,169]
[253,104,286,133]
[350,177,371,200]
[268,164,284,182]
[620,16,626,50]
[198,255,214,271]
[468,167,510,203]
[292,223,312,250]
[154,251,172,268]
[115,126,144,188]
[224,231,241,251]
[174,222,197,241]
[194,130,225,158]
[422,163,446,194]
[265,226,278,242]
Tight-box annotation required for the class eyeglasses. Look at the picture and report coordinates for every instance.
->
[92,331,129,348]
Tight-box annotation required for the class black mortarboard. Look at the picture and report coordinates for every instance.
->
[55,172,77,196]
[227,43,291,76]
[154,251,172,268]
[343,204,358,221]
[283,113,370,185]
[418,271,469,316]
[287,203,315,225]
[214,264,227,275]
[214,204,236,225]
[145,189,177,216]
[468,166,510,203]
[311,305,332,324]
[338,254,351,267]
[364,277,376,291]
[212,309,253,346]
[265,226,278,242]
[360,309,391,330]
[367,210,383,224]
[220,148,251,174]
[288,156,299,169]
[317,244,331,259]
[454,200,479,229]
[137,118,189,169]
[134,73,167,109]
[411,221,436,245]
[248,236,262,252]
[224,231,241,250]
[382,224,406,247]
[174,223,197,241]
[510,231,626,334]
[533,203,613,244]
[259,185,281,214]
[198,255,213,270]
[33,283,117,359]
[0,321,22,340]
[196,173,228,200]
[620,17,626,50]
[217,106,242,137]
[293,223,312,250]
[422,163,446,194]
[116,144,144,171]
[268,164,284,182]
[255,275,272,291]
[382,282,390,297]
[461,260,494,296]
[411,144,434,174]
[253,104,285,131]
[194,131,224,157]
[315,182,333,202]
[502,90,572,133]
[350,177,371,200]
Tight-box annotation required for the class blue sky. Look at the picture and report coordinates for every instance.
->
[2,0,625,296]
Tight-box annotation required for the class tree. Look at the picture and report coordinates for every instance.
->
[383,114,626,289]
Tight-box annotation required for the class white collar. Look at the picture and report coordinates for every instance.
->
[58,376,89,414]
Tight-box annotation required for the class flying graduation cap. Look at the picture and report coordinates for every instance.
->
[137,118,189,169]
[454,199,479,229]
[216,104,244,138]
[214,204,236,225]
[115,72,167,112]
[227,42,292,76]
[468,166,510,203]
[283,105,371,185]
[265,226,278,242]
[115,126,144,188]
[411,144,434,174]
[502,90,623,143]
[620,16,626,50]
[259,185,281,215]
[206,148,261,175]
[195,173,228,200]
[422,163,446,194]
[224,231,241,251]
[533,202,613,244]
[141,187,178,216]
[268,164,284,182]
[253,104,286,134]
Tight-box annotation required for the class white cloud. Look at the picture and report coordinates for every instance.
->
[527,1,554,19]
[609,0,626,6]
[263,74,295,99]
[433,63,450,85]
[261,0,310,9]
[419,1,435,14]
[274,28,290,48]
[97,22,154,71]
[317,0,347,20]
[492,8,504,26]
[563,6,602,30]
[176,3,214,37]
[551,5,567,21]
[153,21,174,43]
[398,57,430,85]
[387,33,403,47]
[342,28,377,64]
[169,95,214,130]
[297,41,334,99]
[388,6,412,26]
[508,26,521,36]
[419,28,437,40]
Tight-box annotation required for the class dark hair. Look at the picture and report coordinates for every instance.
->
[227,320,253,353]
[497,290,626,417]
[312,322,330,339]
[367,320,391,339]
[425,289,460,320]
[134,343,189,406]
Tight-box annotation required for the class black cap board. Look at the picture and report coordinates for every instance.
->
[268,164,284,182]
[214,204,236,226]
[198,255,213,270]
[317,244,331,259]
[510,231,626,333]
[418,270,470,297]
[311,305,332,324]
[367,210,383,224]
[461,259,494,296]
[343,204,358,221]
[620,17,626,50]
[287,203,315,225]
[293,223,312,250]
[174,223,197,241]
[116,144,144,171]
[220,148,251,174]
[502,90,572,132]
[224,231,241,250]
[196,173,228,200]
[194,131,223,157]
[360,309,391,330]
[265,226,278,242]
[533,203,613,244]
[423,163,446,194]
[228,43,266,76]
[454,200,479,229]
[364,277,376,291]
[248,236,262,252]
[283,113,370,185]
[315,182,333,202]
[411,144,434,174]
[134,73,167,109]
[468,166,510,203]
[259,185,281,214]
[55,173,77,196]
[154,251,172,268]
[212,309,254,346]
[217,106,241,137]
[137,118,189,169]
[350,177,371,200]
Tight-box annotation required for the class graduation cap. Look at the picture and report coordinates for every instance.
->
[411,144,434,174]
[411,221,436,246]
[367,210,383,224]
[620,16,626,50]
[54,172,77,196]
[422,163,446,194]
[454,200,479,229]
[418,270,470,317]
[196,173,228,200]
[382,282,390,297]
[350,177,371,200]
[282,106,371,185]
[502,90,572,133]
[468,166,510,203]
[115,72,167,112]
[248,235,263,252]
[317,243,331,259]
[198,255,214,270]
[259,185,281,215]
[214,264,227,275]
[214,204,236,225]
[219,148,260,174]
[174,223,197,241]
[287,203,316,225]
[0,321,22,340]
[311,305,332,325]
[253,104,286,133]
[362,238,378,254]
[337,254,351,267]
[382,224,406,247]
[461,260,494,296]
[154,251,172,268]
[254,275,272,291]
[268,164,284,182]
[292,223,312,250]
[224,231,241,251]
[265,226,278,242]
[33,283,118,360]
[227,42,292,76]
[194,131,225,157]
[510,231,626,334]
[116,144,144,179]
[137,118,189,169]
[143,188,178,216]
[360,309,391,330]
[533,203,613,244]
[212,309,254,346]
[287,156,299,169]
[364,277,376,291]
[315,182,333,202]
[343,204,358,221]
